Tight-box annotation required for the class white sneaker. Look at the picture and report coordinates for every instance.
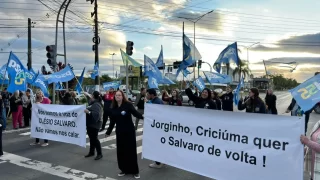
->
[149,162,163,169]
[41,143,49,147]
[118,172,125,177]
[30,142,40,146]
[134,174,140,179]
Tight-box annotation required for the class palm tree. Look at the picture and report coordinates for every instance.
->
[232,60,251,82]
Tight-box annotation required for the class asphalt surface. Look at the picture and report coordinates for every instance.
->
[0,91,317,180]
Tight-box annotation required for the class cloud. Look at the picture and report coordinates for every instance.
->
[252,33,320,54]
[143,46,152,51]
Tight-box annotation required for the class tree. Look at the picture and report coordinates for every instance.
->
[268,74,299,90]
[232,60,251,81]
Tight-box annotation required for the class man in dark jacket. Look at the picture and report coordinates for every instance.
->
[220,86,233,111]
[134,88,146,130]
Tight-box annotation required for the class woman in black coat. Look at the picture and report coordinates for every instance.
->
[265,89,278,114]
[106,90,143,179]
[185,87,217,109]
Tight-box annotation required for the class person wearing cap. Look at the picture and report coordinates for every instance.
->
[220,86,233,111]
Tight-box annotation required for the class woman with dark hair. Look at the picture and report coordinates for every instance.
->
[84,91,103,160]
[162,89,182,106]
[265,89,278,114]
[185,87,216,109]
[106,90,143,179]
[238,88,266,114]
[211,91,222,110]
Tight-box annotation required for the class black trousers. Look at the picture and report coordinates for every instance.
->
[0,126,3,156]
[36,138,48,143]
[87,127,102,155]
[23,107,31,127]
[101,112,110,130]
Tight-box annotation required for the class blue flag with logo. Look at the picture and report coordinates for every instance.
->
[75,67,85,94]
[25,68,37,84]
[148,76,159,89]
[55,82,64,90]
[6,52,27,93]
[33,74,49,97]
[289,74,320,112]
[213,42,239,73]
[203,71,232,84]
[183,69,192,77]
[0,63,9,84]
[234,77,244,105]
[176,34,201,77]
[155,45,165,68]
[159,75,175,85]
[193,77,206,92]
[144,55,163,81]
[91,63,99,79]
[103,81,121,91]
[43,65,75,84]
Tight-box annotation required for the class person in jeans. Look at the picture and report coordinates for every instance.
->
[134,88,146,130]
[84,91,103,160]
[30,90,51,147]
[146,88,165,169]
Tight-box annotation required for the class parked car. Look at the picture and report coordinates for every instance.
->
[180,90,195,106]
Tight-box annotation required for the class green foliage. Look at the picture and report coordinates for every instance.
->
[82,74,113,86]
[233,60,251,81]
[267,74,299,90]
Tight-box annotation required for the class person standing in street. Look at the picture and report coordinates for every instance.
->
[84,91,103,160]
[220,86,233,111]
[10,90,23,129]
[265,89,278,115]
[146,88,165,169]
[1,88,9,130]
[238,88,266,114]
[100,88,115,132]
[30,90,51,147]
[22,89,32,127]
[106,90,143,179]
[134,88,146,130]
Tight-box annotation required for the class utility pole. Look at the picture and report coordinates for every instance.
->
[27,18,32,71]
[181,22,184,91]
[90,0,100,91]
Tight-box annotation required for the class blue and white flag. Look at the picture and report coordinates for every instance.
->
[144,55,162,81]
[148,76,159,89]
[203,71,232,84]
[44,65,75,84]
[75,67,85,94]
[159,75,175,85]
[25,68,37,84]
[234,77,244,105]
[91,63,99,79]
[183,69,192,77]
[55,82,64,90]
[6,52,27,93]
[213,42,239,73]
[0,63,8,80]
[103,81,121,91]
[193,77,206,92]
[176,34,201,77]
[33,74,49,97]
[289,74,320,112]
[155,45,165,68]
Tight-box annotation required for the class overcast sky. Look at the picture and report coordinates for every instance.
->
[0,0,319,82]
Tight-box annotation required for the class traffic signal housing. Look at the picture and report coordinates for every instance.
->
[46,45,56,67]
[173,61,181,69]
[198,60,202,68]
[126,41,134,56]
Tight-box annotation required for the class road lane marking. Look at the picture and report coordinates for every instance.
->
[0,152,116,180]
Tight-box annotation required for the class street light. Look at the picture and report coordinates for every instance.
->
[242,42,260,63]
[110,53,116,78]
[177,10,214,79]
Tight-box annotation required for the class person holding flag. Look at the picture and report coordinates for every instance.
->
[238,88,266,114]
[162,90,182,106]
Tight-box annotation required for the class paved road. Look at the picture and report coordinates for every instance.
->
[0,91,317,180]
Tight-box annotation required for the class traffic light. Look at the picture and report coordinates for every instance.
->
[188,62,196,67]
[167,66,173,73]
[198,60,202,68]
[46,45,56,67]
[173,61,181,69]
[126,41,134,56]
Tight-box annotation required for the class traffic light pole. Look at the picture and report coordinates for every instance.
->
[53,0,72,104]
[27,18,32,71]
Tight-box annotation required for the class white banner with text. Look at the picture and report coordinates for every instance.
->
[31,104,86,147]
[142,104,304,180]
